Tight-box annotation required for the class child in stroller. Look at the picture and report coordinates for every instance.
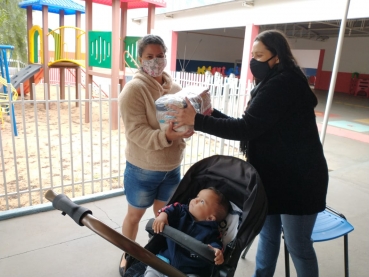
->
[145,187,230,277]
[45,155,267,277]
[124,155,268,277]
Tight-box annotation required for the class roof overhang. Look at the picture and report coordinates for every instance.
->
[80,0,166,9]
[19,0,85,15]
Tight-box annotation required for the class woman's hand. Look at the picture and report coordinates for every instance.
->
[167,97,197,128]
[208,245,224,265]
[165,121,194,142]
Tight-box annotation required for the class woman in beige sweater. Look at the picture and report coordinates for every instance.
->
[118,34,193,275]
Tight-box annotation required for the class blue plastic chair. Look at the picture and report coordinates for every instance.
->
[284,206,355,277]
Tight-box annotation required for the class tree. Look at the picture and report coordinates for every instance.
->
[0,0,27,62]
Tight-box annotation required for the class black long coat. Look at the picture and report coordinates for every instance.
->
[194,65,328,215]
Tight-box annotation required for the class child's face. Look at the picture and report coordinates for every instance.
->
[189,189,219,221]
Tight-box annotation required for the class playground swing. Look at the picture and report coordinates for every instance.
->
[0,45,18,135]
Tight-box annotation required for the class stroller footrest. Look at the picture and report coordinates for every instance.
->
[218,265,236,277]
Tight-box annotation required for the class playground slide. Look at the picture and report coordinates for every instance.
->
[10,64,42,94]
[20,68,44,94]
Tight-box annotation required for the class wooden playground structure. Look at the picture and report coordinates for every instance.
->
[18,0,166,129]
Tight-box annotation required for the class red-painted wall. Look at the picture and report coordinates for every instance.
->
[315,49,369,93]
[315,71,369,93]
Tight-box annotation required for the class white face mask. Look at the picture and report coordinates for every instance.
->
[141,57,167,77]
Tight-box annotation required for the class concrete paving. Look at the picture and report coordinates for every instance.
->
[0,91,368,277]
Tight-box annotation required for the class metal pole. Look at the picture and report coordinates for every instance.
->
[320,0,351,145]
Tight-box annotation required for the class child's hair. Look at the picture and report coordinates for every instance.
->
[207,187,230,222]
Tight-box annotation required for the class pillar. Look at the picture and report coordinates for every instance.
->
[169,31,178,72]
[42,5,50,100]
[26,6,35,99]
[75,11,82,107]
[84,0,93,123]
[59,9,65,100]
[111,0,120,130]
[119,2,128,90]
[147,4,155,34]
[240,24,259,90]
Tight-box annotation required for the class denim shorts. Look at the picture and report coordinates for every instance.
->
[124,161,181,209]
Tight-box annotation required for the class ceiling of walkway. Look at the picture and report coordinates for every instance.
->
[192,18,369,41]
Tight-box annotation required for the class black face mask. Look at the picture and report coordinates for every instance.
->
[250,56,275,81]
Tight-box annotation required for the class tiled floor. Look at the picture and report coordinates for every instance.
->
[328,120,369,133]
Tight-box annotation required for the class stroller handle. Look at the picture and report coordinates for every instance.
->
[45,190,92,226]
[45,190,187,277]
[146,218,215,263]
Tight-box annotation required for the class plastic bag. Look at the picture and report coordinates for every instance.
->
[155,86,212,132]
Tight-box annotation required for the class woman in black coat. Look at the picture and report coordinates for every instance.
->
[169,30,328,277]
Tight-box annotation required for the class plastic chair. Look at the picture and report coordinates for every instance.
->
[284,206,354,277]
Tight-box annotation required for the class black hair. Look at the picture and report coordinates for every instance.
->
[207,187,230,222]
[137,34,167,57]
[255,29,299,70]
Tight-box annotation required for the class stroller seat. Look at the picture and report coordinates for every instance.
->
[124,155,268,277]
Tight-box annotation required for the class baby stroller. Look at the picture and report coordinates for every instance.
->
[45,155,268,277]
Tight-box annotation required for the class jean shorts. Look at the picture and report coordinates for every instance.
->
[124,161,181,209]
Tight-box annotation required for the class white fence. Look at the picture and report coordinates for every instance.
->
[0,72,251,218]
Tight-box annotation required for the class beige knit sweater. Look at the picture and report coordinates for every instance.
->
[118,70,184,171]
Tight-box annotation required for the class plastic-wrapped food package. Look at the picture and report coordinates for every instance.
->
[155,86,212,132]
